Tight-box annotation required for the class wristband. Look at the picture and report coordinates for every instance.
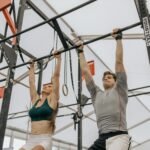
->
[78,49,83,53]
[115,32,122,40]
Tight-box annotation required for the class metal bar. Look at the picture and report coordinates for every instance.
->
[128,85,150,92]
[0,78,6,82]
[0,22,141,71]
[128,91,150,97]
[16,0,27,42]
[134,0,149,21]
[77,51,82,150]
[0,0,96,44]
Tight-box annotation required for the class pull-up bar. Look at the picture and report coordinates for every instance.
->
[0,21,141,71]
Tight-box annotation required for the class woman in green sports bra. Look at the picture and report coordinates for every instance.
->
[20,52,61,150]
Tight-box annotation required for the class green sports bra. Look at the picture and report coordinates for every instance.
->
[29,99,54,121]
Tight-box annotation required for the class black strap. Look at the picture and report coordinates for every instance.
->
[0,46,4,63]
[69,50,78,101]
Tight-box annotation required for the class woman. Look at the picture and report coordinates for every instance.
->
[20,52,61,150]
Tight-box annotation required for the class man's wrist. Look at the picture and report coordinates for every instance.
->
[78,49,83,53]
[115,32,122,40]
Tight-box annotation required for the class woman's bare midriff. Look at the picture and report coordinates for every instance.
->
[31,120,53,134]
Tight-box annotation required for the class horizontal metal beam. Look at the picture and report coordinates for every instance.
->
[128,85,150,92]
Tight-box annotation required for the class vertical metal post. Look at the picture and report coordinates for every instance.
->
[9,131,14,149]
[16,0,27,41]
[0,44,17,149]
[135,0,150,62]
[77,52,82,150]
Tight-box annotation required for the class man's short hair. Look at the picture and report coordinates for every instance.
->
[102,71,117,81]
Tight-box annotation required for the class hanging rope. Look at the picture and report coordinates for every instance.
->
[0,45,4,63]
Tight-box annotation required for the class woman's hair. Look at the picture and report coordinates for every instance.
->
[102,71,117,81]
[50,103,59,134]
[43,82,52,86]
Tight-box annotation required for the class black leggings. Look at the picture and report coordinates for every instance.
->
[88,131,128,150]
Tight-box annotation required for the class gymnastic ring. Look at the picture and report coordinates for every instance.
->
[62,84,68,96]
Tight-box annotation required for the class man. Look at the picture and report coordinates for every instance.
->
[77,29,131,150]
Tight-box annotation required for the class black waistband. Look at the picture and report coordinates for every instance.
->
[99,131,128,139]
